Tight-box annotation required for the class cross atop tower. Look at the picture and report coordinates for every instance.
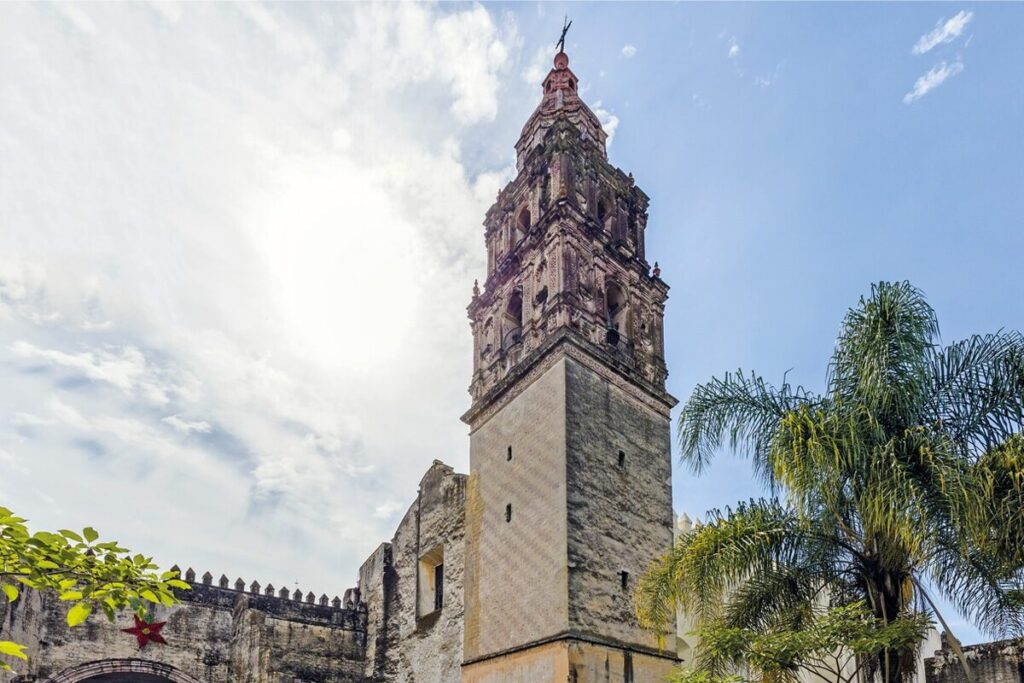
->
[555,15,572,54]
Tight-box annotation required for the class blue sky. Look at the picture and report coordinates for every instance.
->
[1,2,1021,646]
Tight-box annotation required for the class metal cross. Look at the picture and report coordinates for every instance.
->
[556,15,572,53]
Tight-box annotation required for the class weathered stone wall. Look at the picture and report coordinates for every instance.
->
[463,359,570,664]
[925,638,1024,683]
[2,582,366,682]
[358,543,393,681]
[565,356,676,660]
[358,461,466,683]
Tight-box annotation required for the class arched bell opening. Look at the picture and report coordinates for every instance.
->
[605,283,628,345]
[514,207,530,245]
[502,290,523,351]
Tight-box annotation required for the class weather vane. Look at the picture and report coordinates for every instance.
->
[556,15,572,54]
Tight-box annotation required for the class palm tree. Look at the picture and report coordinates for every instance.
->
[637,281,1024,682]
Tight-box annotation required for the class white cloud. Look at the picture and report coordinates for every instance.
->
[373,501,404,520]
[163,415,213,434]
[522,44,551,86]
[593,102,620,149]
[728,37,741,59]
[913,10,974,55]
[57,4,97,35]
[753,61,786,89]
[0,3,524,594]
[12,341,146,392]
[9,340,186,405]
[903,59,964,104]
[621,44,637,59]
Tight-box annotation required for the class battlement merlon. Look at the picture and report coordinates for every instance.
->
[167,565,367,630]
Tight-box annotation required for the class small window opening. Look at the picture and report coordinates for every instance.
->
[433,563,444,611]
[505,504,512,523]
[618,450,626,467]
[417,545,444,618]
[507,446,513,461]
[620,570,630,590]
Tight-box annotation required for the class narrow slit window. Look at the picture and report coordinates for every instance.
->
[505,504,512,523]
[507,446,512,461]
[618,450,626,467]
[620,570,629,590]
[434,564,444,611]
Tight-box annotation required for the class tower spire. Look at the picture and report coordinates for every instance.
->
[515,30,607,170]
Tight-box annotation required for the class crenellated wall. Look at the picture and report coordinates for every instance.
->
[2,576,367,683]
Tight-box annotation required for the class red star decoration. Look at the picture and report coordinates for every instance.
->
[121,614,167,649]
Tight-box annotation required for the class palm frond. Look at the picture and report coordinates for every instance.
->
[928,529,1024,637]
[926,332,1024,456]
[678,370,818,482]
[829,281,938,426]
[642,500,813,626]
[721,562,833,632]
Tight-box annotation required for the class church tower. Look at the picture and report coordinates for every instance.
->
[461,48,678,682]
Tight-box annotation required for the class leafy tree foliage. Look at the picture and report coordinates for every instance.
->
[0,507,188,670]
[670,602,930,683]
[637,282,1024,682]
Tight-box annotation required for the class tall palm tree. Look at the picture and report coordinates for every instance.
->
[637,281,1024,682]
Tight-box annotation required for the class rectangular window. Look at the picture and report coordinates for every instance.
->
[417,545,444,619]
[434,563,444,611]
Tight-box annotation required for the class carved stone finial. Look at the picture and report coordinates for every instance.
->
[218,574,229,589]
[331,596,342,609]
[250,581,261,594]
[169,564,181,577]
[472,279,480,298]
[652,261,661,278]
[234,578,245,591]
[202,571,213,585]
[319,594,329,606]
[305,591,315,604]
[292,589,302,602]
[265,583,275,596]
[185,568,196,582]
[279,587,289,599]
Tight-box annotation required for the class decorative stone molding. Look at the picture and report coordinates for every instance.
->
[44,658,204,683]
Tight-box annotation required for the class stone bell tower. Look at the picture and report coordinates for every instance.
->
[461,48,678,682]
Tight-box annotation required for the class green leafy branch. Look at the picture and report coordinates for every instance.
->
[0,506,188,671]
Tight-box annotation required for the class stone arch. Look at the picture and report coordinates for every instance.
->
[45,659,204,683]
[604,280,630,344]
[501,289,523,350]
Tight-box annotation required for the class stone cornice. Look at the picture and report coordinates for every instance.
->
[462,328,677,431]
[461,630,679,668]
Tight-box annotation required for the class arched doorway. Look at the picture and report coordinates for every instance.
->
[45,659,204,683]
